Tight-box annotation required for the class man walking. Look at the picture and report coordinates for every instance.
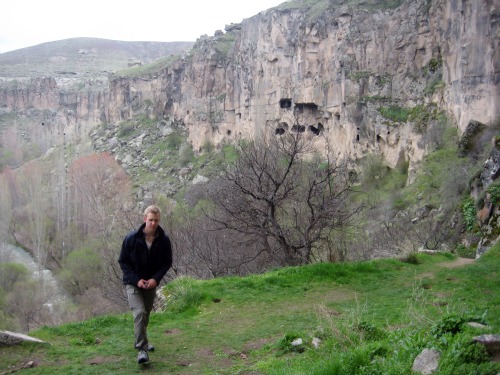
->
[119,205,173,364]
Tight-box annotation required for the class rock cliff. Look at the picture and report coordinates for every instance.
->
[0,0,498,172]
[105,0,499,175]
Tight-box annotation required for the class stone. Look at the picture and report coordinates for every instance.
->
[192,174,209,185]
[473,334,500,356]
[0,330,46,346]
[412,348,440,375]
[312,337,322,349]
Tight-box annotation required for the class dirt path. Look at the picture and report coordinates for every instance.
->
[438,257,475,268]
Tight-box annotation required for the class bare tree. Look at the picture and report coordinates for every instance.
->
[67,152,134,308]
[68,152,132,239]
[168,213,274,278]
[17,160,50,269]
[207,132,363,266]
[0,173,12,245]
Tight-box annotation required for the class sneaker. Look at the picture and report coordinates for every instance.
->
[137,350,149,364]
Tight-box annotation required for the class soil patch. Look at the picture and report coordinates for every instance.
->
[439,257,475,268]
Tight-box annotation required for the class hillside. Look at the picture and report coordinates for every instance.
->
[1,247,499,374]
[0,37,194,78]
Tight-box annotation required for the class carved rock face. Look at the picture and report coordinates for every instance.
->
[0,1,497,171]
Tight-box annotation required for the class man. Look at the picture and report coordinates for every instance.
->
[118,205,173,364]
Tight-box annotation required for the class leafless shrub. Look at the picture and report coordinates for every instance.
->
[206,132,363,266]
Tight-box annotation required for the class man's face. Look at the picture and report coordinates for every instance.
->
[144,212,160,233]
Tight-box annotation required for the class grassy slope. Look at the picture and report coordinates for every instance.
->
[1,245,499,374]
[0,37,194,77]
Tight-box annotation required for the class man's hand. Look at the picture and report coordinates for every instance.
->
[138,279,157,289]
[146,279,158,289]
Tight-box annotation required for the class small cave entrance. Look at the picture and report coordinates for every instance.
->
[275,122,289,135]
[292,125,306,133]
[308,122,324,136]
[280,99,292,109]
[294,102,318,113]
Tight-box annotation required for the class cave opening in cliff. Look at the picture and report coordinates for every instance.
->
[276,122,288,135]
[292,125,306,133]
[294,103,318,113]
[280,99,292,109]
[309,122,324,136]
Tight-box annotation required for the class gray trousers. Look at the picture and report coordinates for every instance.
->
[125,284,156,350]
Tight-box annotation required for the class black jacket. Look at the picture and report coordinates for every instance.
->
[118,223,173,286]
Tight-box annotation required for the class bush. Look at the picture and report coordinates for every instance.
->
[178,143,195,166]
[166,133,183,150]
[0,263,29,293]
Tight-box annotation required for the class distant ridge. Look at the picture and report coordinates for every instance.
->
[0,37,194,77]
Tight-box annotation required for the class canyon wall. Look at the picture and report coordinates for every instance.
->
[106,0,498,174]
[1,0,498,172]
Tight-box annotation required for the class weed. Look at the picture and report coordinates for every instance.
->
[401,252,420,265]
[349,71,372,82]
[428,57,443,73]
[455,244,476,259]
[356,321,387,341]
[424,78,445,95]
[431,313,467,337]
[487,181,500,204]
[277,332,307,354]
[214,33,236,58]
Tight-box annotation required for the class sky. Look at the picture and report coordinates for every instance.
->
[0,0,286,53]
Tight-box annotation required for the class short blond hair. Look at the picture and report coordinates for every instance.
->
[143,205,161,217]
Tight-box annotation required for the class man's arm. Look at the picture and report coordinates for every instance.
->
[151,236,173,284]
[118,235,141,286]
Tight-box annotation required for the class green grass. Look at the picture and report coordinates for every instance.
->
[1,246,499,374]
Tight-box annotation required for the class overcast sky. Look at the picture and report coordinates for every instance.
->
[0,0,285,53]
